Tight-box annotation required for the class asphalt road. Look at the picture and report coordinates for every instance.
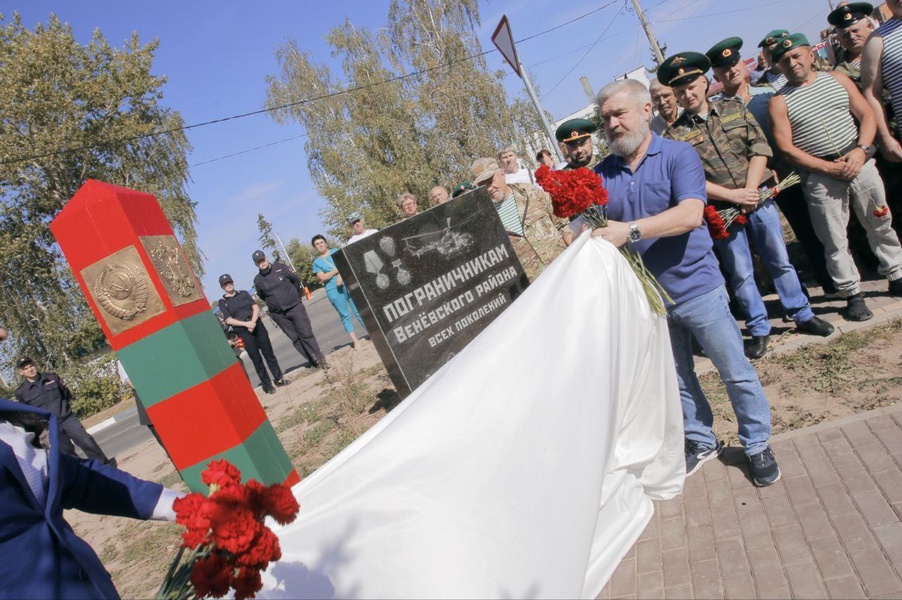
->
[89,290,368,460]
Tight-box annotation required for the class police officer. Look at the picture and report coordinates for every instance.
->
[251,250,330,370]
[659,52,834,359]
[219,273,286,394]
[14,357,115,465]
[555,118,600,170]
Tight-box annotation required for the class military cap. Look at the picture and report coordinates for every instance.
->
[451,181,476,198]
[346,212,363,225]
[471,157,501,185]
[828,2,874,28]
[657,52,711,88]
[771,33,810,64]
[706,37,744,69]
[219,273,234,287]
[16,357,35,369]
[758,29,790,48]
[555,118,597,143]
[251,249,266,264]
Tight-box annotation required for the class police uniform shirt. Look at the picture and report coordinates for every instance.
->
[14,373,73,419]
[219,290,256,324]
[253,262,303,312]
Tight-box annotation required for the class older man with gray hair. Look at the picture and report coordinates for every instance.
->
[471,157,570,280]
[591,78,781,487]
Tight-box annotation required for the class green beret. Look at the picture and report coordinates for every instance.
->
[827,2,874,28]
[771,32,810,64]
[657,52,711,88]
[555,118,597,143]
[706,37,743,69]
[758,29,790,48]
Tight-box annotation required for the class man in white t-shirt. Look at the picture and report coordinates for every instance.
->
[346,212,378,245]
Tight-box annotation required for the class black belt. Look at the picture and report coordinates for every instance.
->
[817,140,858,161]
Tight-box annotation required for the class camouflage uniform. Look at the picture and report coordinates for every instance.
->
[663,97,819,340]
[663,98,772,210]
[505,182,570,281]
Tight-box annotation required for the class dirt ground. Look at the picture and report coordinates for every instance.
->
[67,320,902,598]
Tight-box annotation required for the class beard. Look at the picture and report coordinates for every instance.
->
[606,120,649,157]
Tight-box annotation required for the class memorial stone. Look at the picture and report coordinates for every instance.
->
[334,188,528,396]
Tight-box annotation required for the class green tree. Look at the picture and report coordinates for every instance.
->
[284,238,317,288]
[256,212,280,261]
[0,13,200,370]
[265,0,545,239]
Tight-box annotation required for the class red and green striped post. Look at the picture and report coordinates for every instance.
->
[51,180,299,492]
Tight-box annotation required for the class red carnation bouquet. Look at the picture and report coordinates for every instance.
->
[156,459,299,600]
[535,164,671,315]
[535,164,609,227]
[705,172,803,240]
[704,204,748,241]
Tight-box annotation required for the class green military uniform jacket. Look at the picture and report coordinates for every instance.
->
[662,98,772,211]
[505,182,570,281]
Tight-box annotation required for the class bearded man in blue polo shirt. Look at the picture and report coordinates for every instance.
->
[591,78,780,487]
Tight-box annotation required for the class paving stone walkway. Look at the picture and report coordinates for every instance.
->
[597,277,902,599]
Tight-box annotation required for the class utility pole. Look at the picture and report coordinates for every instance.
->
[630,0,666,67]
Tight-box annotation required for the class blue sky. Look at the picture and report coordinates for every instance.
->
[10,0,831,301]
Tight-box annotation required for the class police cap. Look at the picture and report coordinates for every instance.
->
[252,250,266,264]
[555,118,597,143]
[758,29,790,48]
[219,273,234,287]
[658,52,711,88]
[771,33,810,64]
[16,356,35,370]
[706,37,744,69]
[828,2,874,28]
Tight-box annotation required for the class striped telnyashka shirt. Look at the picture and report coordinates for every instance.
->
[494,191,524,236]
[879,18,902,129]
[779,72,858,158]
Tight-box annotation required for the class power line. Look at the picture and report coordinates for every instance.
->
[540,4,625,99]
[188,134,307,168]
[0,3,619,168]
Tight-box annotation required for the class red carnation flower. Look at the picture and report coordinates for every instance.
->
[203,459,243,490]
[190,553,232,599]
[210,505,260,555]
[231,567,264,600]
[173,494,213,549]
[248,479,300,525]
[235,526,282,570]
[535,164,608,220]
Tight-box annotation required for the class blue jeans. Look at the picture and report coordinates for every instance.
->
[713,200,814,335]
[667,285,773,456]
[326,284,365,334]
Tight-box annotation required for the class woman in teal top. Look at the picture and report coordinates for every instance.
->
[312,234,366,349]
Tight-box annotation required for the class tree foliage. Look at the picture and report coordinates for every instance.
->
[256,212,280,261]
[265,0,546,239]
[0,13,200,369]
[284,238,317,288]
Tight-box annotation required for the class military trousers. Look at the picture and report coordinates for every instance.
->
[269,303,325,367]
[801,159,902,296]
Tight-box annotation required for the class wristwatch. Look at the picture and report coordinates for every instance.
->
[628,221,642,243]
[857,144,876,159]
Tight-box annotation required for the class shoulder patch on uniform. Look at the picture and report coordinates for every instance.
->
[720,112,744,124]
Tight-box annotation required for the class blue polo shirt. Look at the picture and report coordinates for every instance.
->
[595,134,723,305]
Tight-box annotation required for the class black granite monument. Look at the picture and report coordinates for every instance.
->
[334,188,528,397]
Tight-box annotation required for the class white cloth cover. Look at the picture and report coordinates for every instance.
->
[260,233,685,599]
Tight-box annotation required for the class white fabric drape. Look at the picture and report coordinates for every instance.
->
[260,233,685,599]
